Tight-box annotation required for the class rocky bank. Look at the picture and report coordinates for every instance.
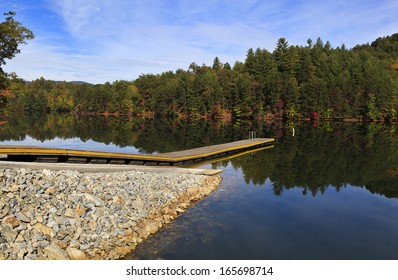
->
[0,167,221,260]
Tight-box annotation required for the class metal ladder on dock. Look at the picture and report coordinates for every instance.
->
[249,131,256,139]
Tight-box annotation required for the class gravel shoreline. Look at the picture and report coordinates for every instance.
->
[0,167,221,260]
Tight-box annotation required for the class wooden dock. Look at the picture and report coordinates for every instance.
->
[0,138,274,166]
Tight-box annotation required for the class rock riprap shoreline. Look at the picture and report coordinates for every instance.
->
[0,167,221,260]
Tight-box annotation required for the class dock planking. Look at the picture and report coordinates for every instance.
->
[0,138,274,166]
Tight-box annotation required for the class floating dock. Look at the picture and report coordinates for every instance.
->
[0,138,274,166]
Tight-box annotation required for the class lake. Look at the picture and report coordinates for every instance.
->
[1,113,397,259]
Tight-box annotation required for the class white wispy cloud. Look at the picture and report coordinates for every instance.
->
[269,0,398,47]
[2,0,398,83]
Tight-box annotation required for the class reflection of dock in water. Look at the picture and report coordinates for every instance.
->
[0,138,274,166]
[182,145,274,168]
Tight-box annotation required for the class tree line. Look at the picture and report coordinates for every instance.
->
[1,77,145,115]
[130,34,398,121]
[1,12,398,121]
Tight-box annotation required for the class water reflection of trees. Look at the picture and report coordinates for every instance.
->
[223,122,398,199]
[1,113,396,198]
[0,113,266,151]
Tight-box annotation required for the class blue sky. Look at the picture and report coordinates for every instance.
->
[1,0,397,84]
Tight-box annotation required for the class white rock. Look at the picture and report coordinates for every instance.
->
[66,247,89,260]
[44,243,68,260]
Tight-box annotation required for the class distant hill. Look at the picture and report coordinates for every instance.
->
[67,81,93,85]
[24,80,93,85]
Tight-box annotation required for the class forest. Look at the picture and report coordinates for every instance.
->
[1,34,398,121]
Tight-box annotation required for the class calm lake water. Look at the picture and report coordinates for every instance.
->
[1,113,397,259]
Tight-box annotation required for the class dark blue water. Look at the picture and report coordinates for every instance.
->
[124,121,398,259]
[126,154,398,259]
